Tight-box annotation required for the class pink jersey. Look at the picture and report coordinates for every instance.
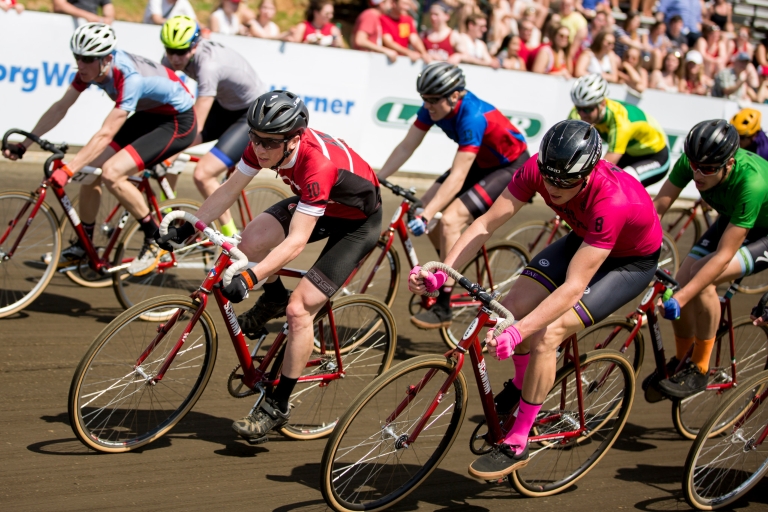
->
[507,155,662,257]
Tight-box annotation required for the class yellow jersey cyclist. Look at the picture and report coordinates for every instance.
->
[1,22,197,275]
[160,16,267,237]
[731,108,768,161]
[569,73,671,187]
[378,62,529,330]
[410,120,662,479]
[653,120,768,398]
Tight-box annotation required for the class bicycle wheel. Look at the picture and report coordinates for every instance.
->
[337,238,399,308]
[112,199,219,317]
[672,317,768,440]
[235,183,290,229]
[0,191,61,319]
[505,219,568,256]
[440,242,529,349]
[682,370,768,510]
[734,273,768,295]
[575,316,644,376]
[661,206,702,257]
[659,230,680,276]
[510,350,635,497]
[68,295,218,452]
[320,355,468,512]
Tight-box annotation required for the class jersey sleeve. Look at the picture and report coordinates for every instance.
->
[728,177,766,229]
[70,73,89,92]
[413,106,434,131]
[583,197,625,250]
[667,154,693,189]
[236,144,261,177]
[506,155,539,202]
[607,106,630,154]
[456,112,487,153]
[295,157,338,217]
[194,60,219,98]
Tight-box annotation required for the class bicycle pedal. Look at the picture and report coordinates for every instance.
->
[243,434,270,445]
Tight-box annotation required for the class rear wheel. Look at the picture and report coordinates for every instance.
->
[337,238,399,308]
[505,219,568,255]
[660,205,702,257]
[235,183,291,229]
[576,317,644,376]
[659,231,680,276]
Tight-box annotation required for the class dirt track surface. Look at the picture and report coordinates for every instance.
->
[1,161,767,511]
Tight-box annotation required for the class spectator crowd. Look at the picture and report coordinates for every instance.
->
[6,0,768,103]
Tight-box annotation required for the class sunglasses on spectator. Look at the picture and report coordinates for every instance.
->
[542,174,585,189]
[248,130,290,150]
[690,161,725,176]
[165,48,192,56]
[576,104,599,113]
[421,95,446,105]
[73,54,98,64]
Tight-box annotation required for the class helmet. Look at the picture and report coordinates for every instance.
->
[684,119,739,167]
[416,62,466,97]
[161,16,201,50]
[247,90,309,137]
[731,108,761,137]
[70,22,117,58]
[570,74,608,107]
[537,120,602,183]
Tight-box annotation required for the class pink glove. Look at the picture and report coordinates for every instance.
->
[408,266,448,293]
[50,167,72,189]
[491,325,522,361]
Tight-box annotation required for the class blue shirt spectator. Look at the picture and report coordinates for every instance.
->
[658,0,701,35]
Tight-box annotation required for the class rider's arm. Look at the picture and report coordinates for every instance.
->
[191,95,215,145]
[420,150,476,220]
[66,107,128,173]
[653,179,683,217]
[102,3,115,23]
[193,169,252,224]
[250,211,319,279]
[382,33,413,57]
[377,124,427,180]
[409,33,432,62]
[18,86,81,151]
[52,0,102,22]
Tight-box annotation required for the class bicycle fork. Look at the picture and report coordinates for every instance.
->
[0,187,46,259]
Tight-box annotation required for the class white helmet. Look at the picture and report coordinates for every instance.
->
[570,74,608,107]
[70,22,117,58]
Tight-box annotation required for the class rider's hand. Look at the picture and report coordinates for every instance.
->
[50,164,73,189]
[408,215,428,236]
[661,297,681,320]
[751,303,768,326]
[155,221,196,252]
[486,324,522,361]
[220,268,259,303]
[2,143,26,160]
[408,266,448,295]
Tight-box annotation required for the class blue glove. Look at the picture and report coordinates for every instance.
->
[408,215,428,236]
[662,297,681,320]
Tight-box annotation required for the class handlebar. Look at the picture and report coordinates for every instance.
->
[422,261,515,338]
[3,129,69,178]
[159,211,248,287]
[753,291,768,323]
[654,268,681,291]
[380,178,422,208]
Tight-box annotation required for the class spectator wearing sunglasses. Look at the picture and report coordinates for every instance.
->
[653,120,768,399]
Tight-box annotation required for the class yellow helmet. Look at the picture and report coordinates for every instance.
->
[730,108,762,137]
[161,16,200,50]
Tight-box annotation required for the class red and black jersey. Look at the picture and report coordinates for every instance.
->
[237,128,381,220]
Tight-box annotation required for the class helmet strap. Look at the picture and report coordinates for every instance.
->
[270,141,292,171]
[98,57,109,78]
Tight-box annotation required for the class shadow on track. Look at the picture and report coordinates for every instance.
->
[3,291,122,323]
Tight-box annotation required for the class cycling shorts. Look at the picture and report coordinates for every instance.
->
[617,146,670,188]
[264,196,382,297]
[690,215,768,277]
[110,109,197,171]
[522,232,660,328]
[435,150,530,219]
[200,101,250,168]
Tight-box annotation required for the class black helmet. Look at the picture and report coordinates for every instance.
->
[538,120,602,185]
[247,90,309,137]
[684,119,739,168]
[416,62,466,97]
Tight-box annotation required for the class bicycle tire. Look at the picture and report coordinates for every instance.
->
[575,316,644,376]
[337,238,400,309]
[734,273,768,295]
[440,242,530,349]
[682,370,768,510]
[510,350,635,497]
[661,206,702,258]
[320,354,468,512]
[672,317,768,439]
[68,295,218,452]
[505,219,569,255]
[236,183,291,229]
[0,191,61,319]
[280,295,397,440]
[659,230,680,276]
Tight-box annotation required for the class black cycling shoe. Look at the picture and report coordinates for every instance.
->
[410,303,452,329]
[237,291,292,340]
[658,363,709,399]
[231,397,290,441]
[468,442,530,480]
[494,380,522,415]
[641,356,681,391]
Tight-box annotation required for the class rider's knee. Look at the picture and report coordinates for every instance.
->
[286,296,312,324]
[100,165,120,190]
[192,162,218,186]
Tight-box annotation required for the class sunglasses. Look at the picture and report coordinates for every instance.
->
[576,104,599,113]
[690,161,725,176]
[421,95,445,105]
[542,174,585,189]
[165,48,192,56]
[248,130,289,150]
[73,54,98,64]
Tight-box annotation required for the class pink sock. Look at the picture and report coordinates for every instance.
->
[503,399,542,455]
[512,353,530,390]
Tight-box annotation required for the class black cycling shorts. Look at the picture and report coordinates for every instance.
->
[522,232,660,328]
[110,109,197,171]
[200,101,250,168]
[690,215,768,277]
[264,196,382,297]
[617,146,670,188]
[435,150,530,219]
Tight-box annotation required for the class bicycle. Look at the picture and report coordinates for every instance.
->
[576,271,768,439]
[0,129,214,319]
[320,261,636,510]
[345,178,530,348]
[67,210,397,452]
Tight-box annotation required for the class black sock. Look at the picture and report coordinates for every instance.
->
[436,286,452,309]
[139,215,159,240]
[262,277,288,301]
[271,375,298,414]
[82,221,95,242]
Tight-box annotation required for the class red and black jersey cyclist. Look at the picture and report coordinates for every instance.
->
[410,120,662,479]
[157,91,382,442]
[1,22,197,276]
[378,61,529,330]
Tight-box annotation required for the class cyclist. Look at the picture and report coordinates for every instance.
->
[1,22,196,275]
[157,90,382,442]
[410,120,662,479]
[731,108,768,160]
[160,16,267,237]
[569,73,671,187]
[653,120,768,398]
[378,61,529,330]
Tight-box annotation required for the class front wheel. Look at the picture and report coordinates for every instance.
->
[659,230,680,276]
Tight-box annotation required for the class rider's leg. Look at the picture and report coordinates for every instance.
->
[671,256,699,360]
[193,152,234,233]
[77,146,116,225]
[101,150,154,228]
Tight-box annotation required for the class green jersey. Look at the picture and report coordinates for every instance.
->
[668,149,768,229]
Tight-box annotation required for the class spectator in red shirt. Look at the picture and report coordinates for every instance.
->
[381,0,431,62]
[421,2,463,64]
[353,0,399,62]
[1,0,24,13]
[287,0,342,47]
[517,19,539,69]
